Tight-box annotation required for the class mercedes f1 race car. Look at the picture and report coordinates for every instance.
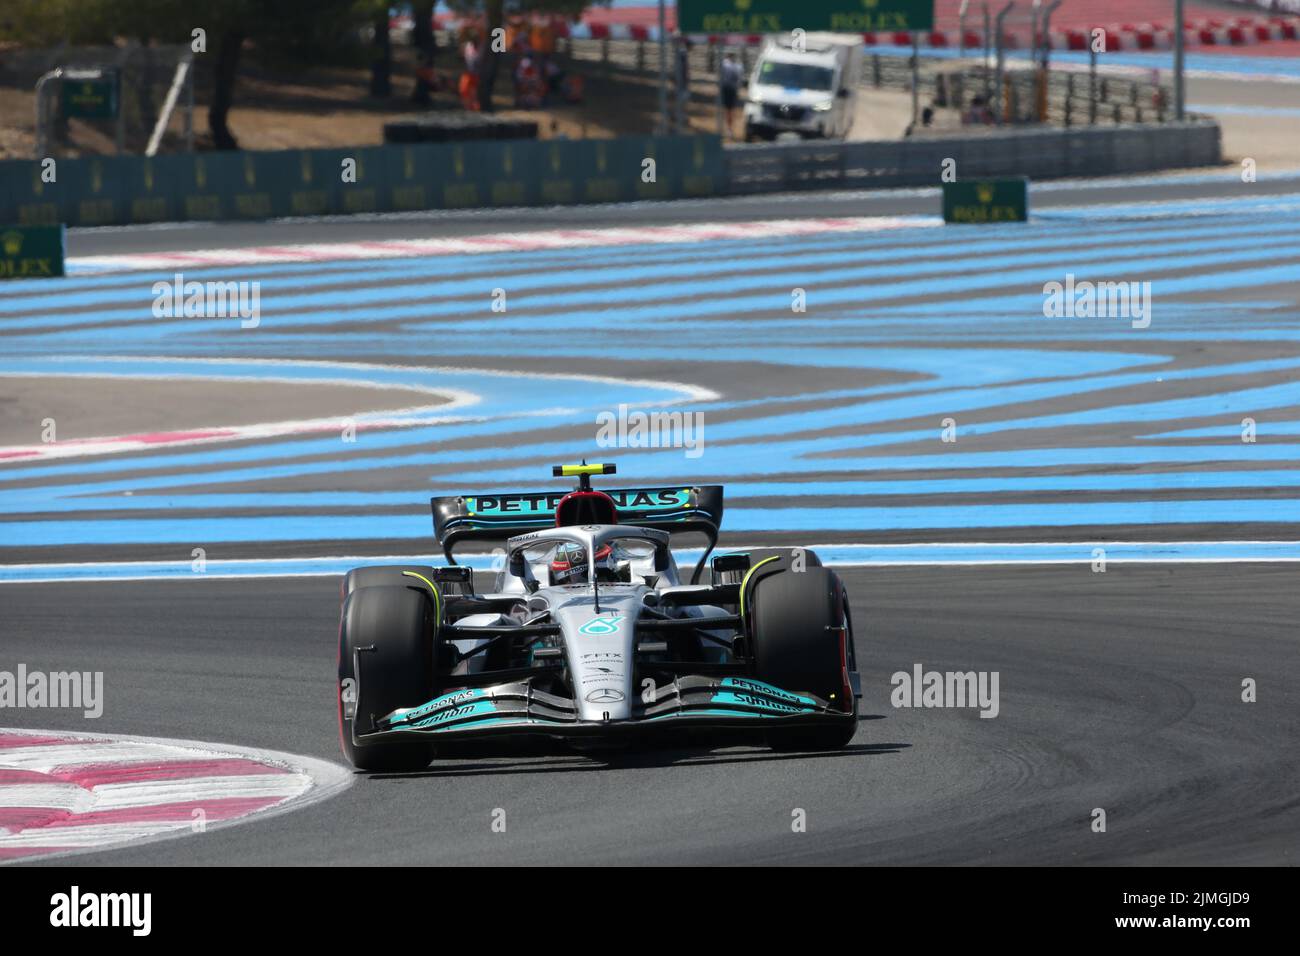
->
[337,463,861,771]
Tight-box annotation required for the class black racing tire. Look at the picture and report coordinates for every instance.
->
[338,584,438,772]
[342,565,439,599]
[743,547,823,572]
[747,566,857,752]
[714,547,821,586]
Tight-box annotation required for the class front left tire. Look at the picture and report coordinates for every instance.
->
[746,565,858,751]
[338,583,438,772]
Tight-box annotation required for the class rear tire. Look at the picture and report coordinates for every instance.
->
[747,566,857,751]
[338,584,438,772]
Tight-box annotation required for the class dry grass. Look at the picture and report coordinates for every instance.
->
[0,43,729,158]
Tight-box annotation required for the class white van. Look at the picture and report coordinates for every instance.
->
[743,33,863,141]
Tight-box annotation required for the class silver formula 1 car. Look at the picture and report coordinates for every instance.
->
[337,463,861,771]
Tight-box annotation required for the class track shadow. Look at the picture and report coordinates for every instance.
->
[594,740,909,772]
[366,718,905,780]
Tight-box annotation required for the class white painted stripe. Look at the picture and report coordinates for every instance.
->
[67,216,942,274]
[0,729,352,862]
[6,556,1290,581]
[0,356,714,461]
[1,776,310,820]
[0,742,207,771]
[92,775,310,810]
[821,557,1300,566]
[908,25,1285,50]
[0,553,440,572]
[0,408,466,462]
[2,822,206,848]
[0,784,93,812]
[6,541,1300,583]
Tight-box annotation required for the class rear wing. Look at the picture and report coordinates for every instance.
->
[431,484,724,564]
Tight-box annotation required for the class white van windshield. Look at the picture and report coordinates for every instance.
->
[758,61,834,92]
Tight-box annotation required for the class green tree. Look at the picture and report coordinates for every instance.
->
[0,0,381,149]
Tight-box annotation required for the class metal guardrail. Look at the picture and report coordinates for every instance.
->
[558,37,913,92]
[933,66,1176,126]
[555,36,1183,128]
[723,122,1222,193]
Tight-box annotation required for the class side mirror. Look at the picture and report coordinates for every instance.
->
[508,550,527,579]
[509,550,540,592]
[837,87,849,99]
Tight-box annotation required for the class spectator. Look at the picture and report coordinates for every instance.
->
[562,72,584,104]
[964,95,993,125]
[720,53,742,139]
[531,21,555,56]
[459,69,480,110]
[545,57,564,98]
[675,36,691,130]
[514,53,544,108]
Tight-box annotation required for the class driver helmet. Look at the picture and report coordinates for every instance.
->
[550,543,614,585]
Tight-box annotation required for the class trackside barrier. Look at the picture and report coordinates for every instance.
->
[0,136,723,227]
[724,121,1222,193]
[0,123,1220,227]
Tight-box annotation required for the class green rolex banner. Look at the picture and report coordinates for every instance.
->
[0,224,65,279]
[61,74,119,120]
[676,0,934,33]
[942,178,1029,224]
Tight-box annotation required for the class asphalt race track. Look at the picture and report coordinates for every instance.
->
[2,166,1299,863]
[5,565,1296,866]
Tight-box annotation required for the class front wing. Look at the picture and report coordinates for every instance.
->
[351,674,853,746]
